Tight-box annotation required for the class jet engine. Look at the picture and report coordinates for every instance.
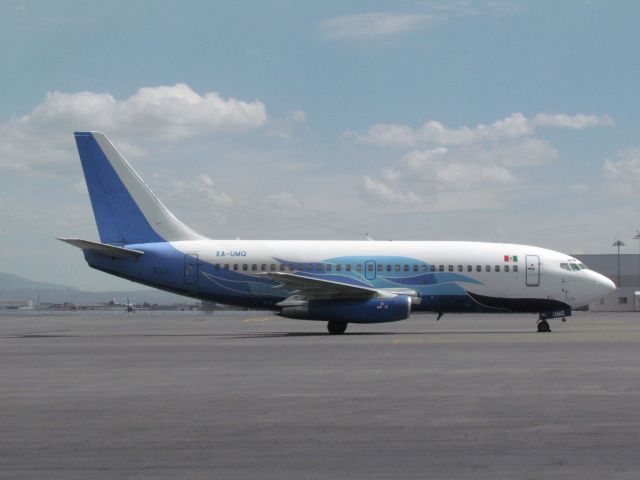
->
[278,295,412,324]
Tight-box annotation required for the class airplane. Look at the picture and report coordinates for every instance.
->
[60,132,616,334]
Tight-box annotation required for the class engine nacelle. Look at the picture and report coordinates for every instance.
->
[279,295,412,324]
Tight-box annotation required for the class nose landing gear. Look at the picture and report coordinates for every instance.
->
[536,308,571,333]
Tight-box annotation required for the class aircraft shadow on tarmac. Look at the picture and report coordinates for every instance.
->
[223,330,540,339]
[7,330,538,339]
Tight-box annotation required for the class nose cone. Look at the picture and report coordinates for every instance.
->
[592,272,616,300]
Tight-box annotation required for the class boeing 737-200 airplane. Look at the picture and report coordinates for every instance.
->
[60,132,615,334]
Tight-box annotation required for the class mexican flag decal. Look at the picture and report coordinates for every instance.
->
[503,255,518,262]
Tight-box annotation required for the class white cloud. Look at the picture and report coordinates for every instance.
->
[398,148,516,186]
[361,176,422,205]
[194,174,234,207]
[321,12,433,39]
[344,112,613,148]
[603,148,640,197]
[265,192,303,209]
[320,3,526,41]
[265,109,308,139]
[478,137,558,167]
[355,115,566,208]
[288,109,307,123]
[532,113,614,129]
[0,83,267,174]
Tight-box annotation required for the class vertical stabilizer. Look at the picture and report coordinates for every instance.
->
[74,131,202,245]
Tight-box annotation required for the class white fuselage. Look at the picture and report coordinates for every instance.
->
[137,239,614,311]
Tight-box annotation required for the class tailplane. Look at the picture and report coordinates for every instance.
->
[74,132,202,245]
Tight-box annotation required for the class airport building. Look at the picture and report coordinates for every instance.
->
[573,254,640,311]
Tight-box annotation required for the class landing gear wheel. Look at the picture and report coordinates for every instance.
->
[537,319,551,333]
[327,320,348,335]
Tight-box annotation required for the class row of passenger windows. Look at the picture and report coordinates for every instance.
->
[213,263,519,273]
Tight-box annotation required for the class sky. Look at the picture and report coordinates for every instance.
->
[1,0,639,290]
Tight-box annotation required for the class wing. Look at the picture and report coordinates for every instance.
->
[256,272,419,305]
[258,272,377,299]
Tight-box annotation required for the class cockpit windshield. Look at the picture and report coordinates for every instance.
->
[561,261,588,271]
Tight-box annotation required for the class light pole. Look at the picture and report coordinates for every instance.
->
[613,239,625,287]
[633,231,640,287]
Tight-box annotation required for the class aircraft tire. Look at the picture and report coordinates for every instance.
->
[327,320,348,335]
[537,319,551,333]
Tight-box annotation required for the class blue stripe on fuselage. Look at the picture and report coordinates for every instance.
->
[84,247,494,312]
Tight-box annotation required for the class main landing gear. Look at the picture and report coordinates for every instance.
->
[536,317,551,333]
[327,320,348,335]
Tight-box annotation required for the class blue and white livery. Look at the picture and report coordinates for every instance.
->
[61,132,615,334]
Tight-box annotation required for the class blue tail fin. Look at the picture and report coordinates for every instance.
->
[74,132,202,245]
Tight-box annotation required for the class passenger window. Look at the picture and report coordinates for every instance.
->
[485,265,491,272]
[404,265,409,272]
[467,265,472,272]
[233,264,238,271]
[214,264,220,270]
[368,264,374,272]
[505,265,510,272]
[395,265,401,272]
[280,264,286,272]
[439,265,444,272]
[252,264,257,271]
[242,264,248,271]
[376,264,382,272]
[356,264,363,272]
[387,264,392,272]
[224,264,229,270]
[430,265,436,272]
[326,264,332,272]
[457,265,463,272]
[336,264,342,272]
[422,264,427,272]
[448,265,453,272]
[513,265,518,272]
[270,264,276,271]
[261,264,267,271]
[346,264,352,272]
[476,265,482,272]
[495,265,500,272]
[413,265,418,272]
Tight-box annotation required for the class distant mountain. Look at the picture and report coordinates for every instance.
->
[0,272,80,291]
[0,272,193,305]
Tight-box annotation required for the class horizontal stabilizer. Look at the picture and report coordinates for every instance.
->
[57,238,144,259]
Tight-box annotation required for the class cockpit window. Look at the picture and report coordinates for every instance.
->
[569,263,580,271]
[578,263,587,270]
[560,263,571,271]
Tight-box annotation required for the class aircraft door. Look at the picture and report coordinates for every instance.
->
[184,254,199,286]
[365,260,376,281]
[525,255,540,286]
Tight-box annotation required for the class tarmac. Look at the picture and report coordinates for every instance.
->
[1,310,640,479]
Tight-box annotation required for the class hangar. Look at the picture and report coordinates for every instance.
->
[573,254,640,311]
